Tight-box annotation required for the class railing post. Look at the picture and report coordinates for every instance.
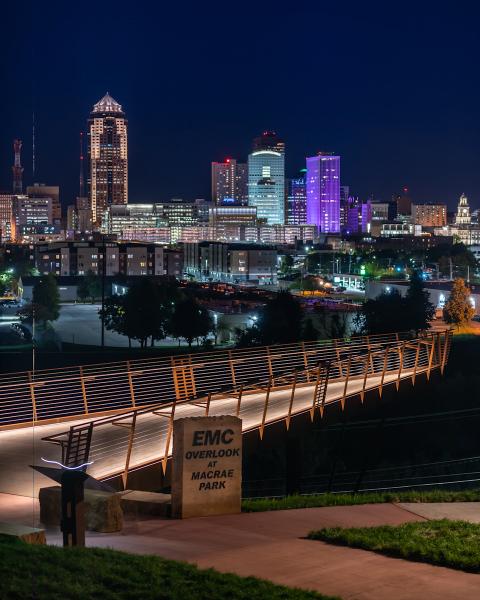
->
[259,378,272,439]
[205,392,212,417]
[162,403,176,474]
[126,361,136,408]
[396,342,405,390]
[266,347,274,386]
[228,350,237,391]
[441,330,450,374]
[286,371,297,429]
[411,342,421,385]
[27,371,37,422]
[301,342,310,383]
[378,346,390,398]
[360,353,370,403]
[79,366,89,415]
[122,413,137,490]
[235,386,243,417]
[426,339,436,380]
[341,355,351,410]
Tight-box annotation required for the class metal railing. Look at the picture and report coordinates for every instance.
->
[41,330,452,488]
[0,331,443,429]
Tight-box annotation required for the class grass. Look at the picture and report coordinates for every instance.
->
[241,489,480,512]
[308,520,480,573]
[0,535,338,600]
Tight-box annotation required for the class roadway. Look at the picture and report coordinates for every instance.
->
[0,369,416,497]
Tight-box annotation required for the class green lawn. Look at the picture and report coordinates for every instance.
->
[242,489,480,512]
[308,520,480,573]
[0,536,338,600]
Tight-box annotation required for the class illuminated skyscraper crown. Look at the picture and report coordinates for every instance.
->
[92,93,124,115]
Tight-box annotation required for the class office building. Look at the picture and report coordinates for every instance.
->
[211,158,248,205]
[14,195,52,227]
[286,171,307,225]
[185,241,277,284]
[412,204,447,227]
[248,131,285,225]
[306,153,340,233]
[88,93,128,223]
[26,184,61,226]
[209,206,257,225]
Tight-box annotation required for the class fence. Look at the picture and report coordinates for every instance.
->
[41,330,452,488]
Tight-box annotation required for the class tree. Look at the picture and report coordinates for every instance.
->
[444,278,475,329]
[19,274,61,326]
[170,296,214,347]
[77,271,101,303]
[361,289,406,335]
[98,278,180,348]
[256,291,304,345]
[404,270,435,333]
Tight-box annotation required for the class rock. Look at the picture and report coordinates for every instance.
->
[120,491,171,518]
[39,486,123,533]
[0,522,46,545]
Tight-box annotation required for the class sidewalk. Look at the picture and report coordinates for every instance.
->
[2,494,480,599]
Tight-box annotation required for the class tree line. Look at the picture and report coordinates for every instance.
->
[99,278,214,348]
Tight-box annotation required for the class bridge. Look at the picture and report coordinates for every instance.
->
[0,330,451,497]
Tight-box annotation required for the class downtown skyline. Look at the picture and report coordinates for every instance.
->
[2,3,480,209]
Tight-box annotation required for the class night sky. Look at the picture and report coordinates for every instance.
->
[2,2,480,210]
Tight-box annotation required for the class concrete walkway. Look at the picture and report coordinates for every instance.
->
[3,494,479,600]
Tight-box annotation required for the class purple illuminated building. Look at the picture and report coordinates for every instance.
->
[306,153,340,233]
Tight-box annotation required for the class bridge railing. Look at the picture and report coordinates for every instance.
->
[0,331,429,429]
[41,330,452,488]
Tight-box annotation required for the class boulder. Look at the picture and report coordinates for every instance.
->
[0,522,46,545]
[120,491,171,518]
[39,486,123,533]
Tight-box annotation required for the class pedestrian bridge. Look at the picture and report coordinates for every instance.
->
[0,330,451,496]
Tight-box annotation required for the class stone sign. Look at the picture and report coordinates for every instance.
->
[171,415,242,519]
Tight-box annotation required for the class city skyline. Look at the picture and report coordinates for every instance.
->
[2,4,480,209]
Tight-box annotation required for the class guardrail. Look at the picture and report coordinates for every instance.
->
[0,331,439,429]
[41,330,452,488]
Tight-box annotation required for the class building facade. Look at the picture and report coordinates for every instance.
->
[248,132,285,225]
[306,153,340,233]
[286,171,307,225]
[88,93,128,223]
[211,158,248,205]
[455,193,471,225]
[411,204,447,227]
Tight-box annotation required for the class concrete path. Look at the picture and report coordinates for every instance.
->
[3,495,478,600]
[398,501,480,523]
[3,494,480,598]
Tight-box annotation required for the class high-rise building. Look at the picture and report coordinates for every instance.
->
[211,158,248,205]
[248,131,285,225]
[339,185,350,229]
[395,188,412,215]
[286,170,307,225]
[455,193,471,225]
[88,93,128,224]
[306,152,340,233]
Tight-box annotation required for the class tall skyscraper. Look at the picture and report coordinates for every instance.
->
[286,170,307,225]
[248,131,285,225]
[211,158,248,205]
[306,152,340,233]
[88,93,128,224]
